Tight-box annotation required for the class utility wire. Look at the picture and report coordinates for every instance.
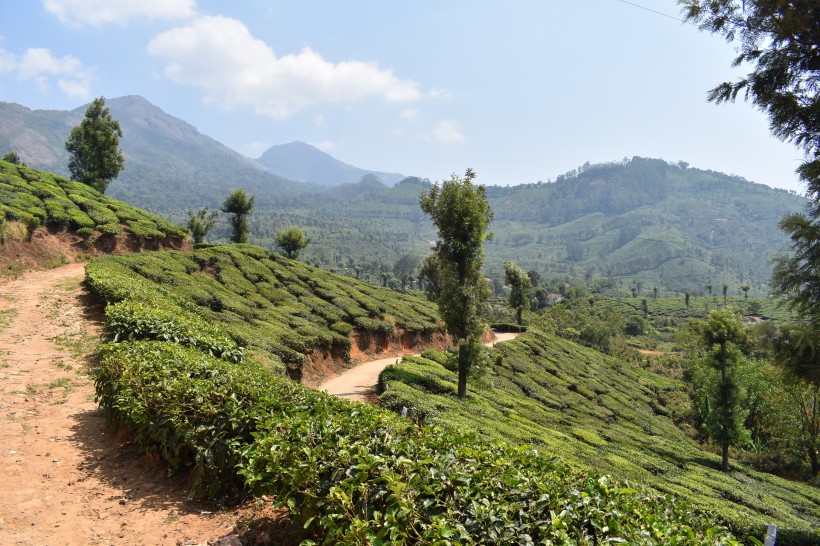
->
[614,0,697,26]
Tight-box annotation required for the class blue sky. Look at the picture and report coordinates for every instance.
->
[0,0,807,193]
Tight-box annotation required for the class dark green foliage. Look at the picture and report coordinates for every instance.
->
[504,260,531,326]
[379,329,820,542]
[420,169,493,398]
[65,97,124,194]
[772,321,820,475]
[772,212,820,327]
[222,188,254,243]
[0,161,186,242]
[2,151,24,165]
[94,339,741,544]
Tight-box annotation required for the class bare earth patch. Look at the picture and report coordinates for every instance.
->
[0,264,294,546]
[320,331,520,402]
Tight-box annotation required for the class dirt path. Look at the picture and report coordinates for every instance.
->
[0,264,287,546]
[320,331,520,402]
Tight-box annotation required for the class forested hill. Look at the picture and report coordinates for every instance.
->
[481,158,807,291]
[275,158,807,293]
[2,95,807,291]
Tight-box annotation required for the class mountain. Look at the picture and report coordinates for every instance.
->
[255,141,405,186]
[273,158,808,293]
[0,96,302,211]
[1,96,808,292]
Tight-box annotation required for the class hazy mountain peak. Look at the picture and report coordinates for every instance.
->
[256,141,405,187]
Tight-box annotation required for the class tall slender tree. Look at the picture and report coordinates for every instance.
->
[700,308,751,471]
[221,188,254,243]
[65,97,124,194]
[504,260,531,327]
[420,169,493,399]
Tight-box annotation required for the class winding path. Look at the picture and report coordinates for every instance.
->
[320,332,520,402]
[0,264,284,545]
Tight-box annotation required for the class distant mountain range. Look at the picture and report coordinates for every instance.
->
[0,95,404,209]
[255,141,405,186]
[0,96,808,292]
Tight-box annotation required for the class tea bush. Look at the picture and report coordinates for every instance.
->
[379,330,820,544]
[87,245,439,371]
[0,160,187,241]
[96,339,741,544]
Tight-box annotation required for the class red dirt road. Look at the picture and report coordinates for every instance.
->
[0,264,284,546]
[320,332,520,402]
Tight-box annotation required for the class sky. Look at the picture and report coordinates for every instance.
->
[0,0,809,193]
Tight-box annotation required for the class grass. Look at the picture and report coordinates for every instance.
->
[379,330,820,543]
[48,332,98,360]
[0,308,17,332]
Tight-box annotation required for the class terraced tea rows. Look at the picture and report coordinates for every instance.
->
[378,330,820,543]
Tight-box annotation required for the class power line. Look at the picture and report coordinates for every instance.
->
[614,0,696,26]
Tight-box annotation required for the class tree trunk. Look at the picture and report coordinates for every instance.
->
[457,343,468,399]
[809,444,819,476]
[722,443,730,472]
[516,307,523,327]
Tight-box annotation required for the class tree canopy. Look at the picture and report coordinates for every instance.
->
[186,206,218,244]
[699,308,750,471]
[221,188,255,244]
[504,260,531,327]
[420,169,493,399]
[65,97,125,194]
[683,0,820,392]
[680,0,820,201]
[275,226,310,259]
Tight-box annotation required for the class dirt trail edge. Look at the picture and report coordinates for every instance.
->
[0,264,283,546]
[320,332,520,402]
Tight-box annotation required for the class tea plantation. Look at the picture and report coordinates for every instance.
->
[87,246,747,544]
[86,244,440,379]
[0,160,186,242]
[378,330,820,544]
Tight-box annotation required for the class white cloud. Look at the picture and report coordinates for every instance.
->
[147,15,422,119]
[44,0,197,27]
[432,119,465,144]
[428,87,453,99]
[3,47,93,99]
[400,108,419,119]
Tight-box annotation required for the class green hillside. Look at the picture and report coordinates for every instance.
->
[0,159,186,249]
[378,330,820,543]
[86,244,440,381]
[596,295,794,324]
[240,158,808,295]
[3,95,807,293]
[87,246,746,544]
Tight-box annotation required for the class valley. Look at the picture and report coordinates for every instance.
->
[1,101,818,544]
